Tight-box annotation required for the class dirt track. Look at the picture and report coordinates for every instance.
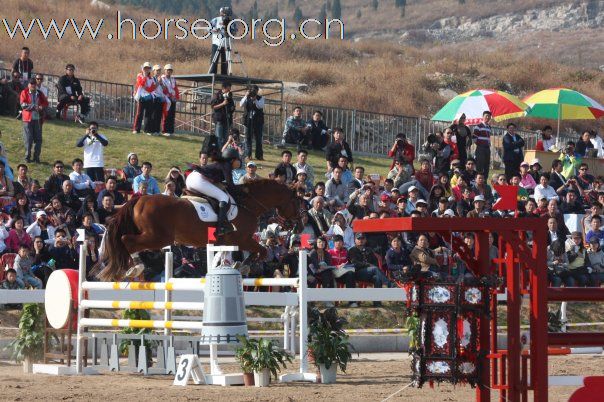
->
[0,354,600,401]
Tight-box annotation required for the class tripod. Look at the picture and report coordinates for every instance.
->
[208,31,247,76]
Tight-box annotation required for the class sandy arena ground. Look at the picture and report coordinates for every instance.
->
[0,353,601,401]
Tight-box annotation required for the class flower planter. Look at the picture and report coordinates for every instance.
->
[23,356,33,374]
[319,364,337,384]
[243,372,255,386]
[254,368,271,387]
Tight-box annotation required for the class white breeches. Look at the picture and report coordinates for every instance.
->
[186,171,229,203]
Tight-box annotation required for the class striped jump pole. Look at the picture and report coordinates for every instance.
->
[79,318,204,330]
[81,277,299,291]
[80,300,204,310]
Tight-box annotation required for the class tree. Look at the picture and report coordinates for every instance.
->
[372,0,378,11]
[293,6,303,24]
[332,0,341,19]
[319,3,327,21]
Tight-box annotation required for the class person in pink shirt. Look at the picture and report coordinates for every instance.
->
[6,217,32,253]
[519,161,536,191]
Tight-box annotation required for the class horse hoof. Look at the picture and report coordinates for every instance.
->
[125,264,145,278]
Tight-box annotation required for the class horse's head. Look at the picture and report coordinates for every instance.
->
[243,180,305,230]
[275,185,305,231]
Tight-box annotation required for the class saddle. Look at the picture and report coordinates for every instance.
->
[182,188,220,213]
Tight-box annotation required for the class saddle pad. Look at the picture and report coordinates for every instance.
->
[187,198,238,223]
[181,195,209,204]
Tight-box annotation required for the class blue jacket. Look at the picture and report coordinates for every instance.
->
[133,174,160,195]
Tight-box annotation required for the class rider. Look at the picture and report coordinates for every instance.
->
[186,148,241,236]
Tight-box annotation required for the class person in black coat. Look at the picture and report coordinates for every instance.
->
[55,64,90,119]
[325,128,353,171]
[308,110,330,150]
[502,123,525,180]
[210,81,235,148]
[48,229,77,269]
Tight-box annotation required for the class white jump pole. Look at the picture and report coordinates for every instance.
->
[164,250,173,336]
[75,242,86,374]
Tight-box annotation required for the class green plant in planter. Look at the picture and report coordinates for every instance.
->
[6,303,45,363]
[405,313,420,352]
[235,336,293,379]
[119,309,155,363]
[307,307,355,372]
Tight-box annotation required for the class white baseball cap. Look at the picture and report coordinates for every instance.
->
[152,64,162,71]
[164,64,174,70]
[36,210,47,219]
[443,209,455,217]
[416,199,428,206]
[141,62,152,69]
[408,185,418,193]
[474,195,486,202]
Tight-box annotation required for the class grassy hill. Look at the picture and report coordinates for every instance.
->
[1,0,602,133]
[0,116,392,183]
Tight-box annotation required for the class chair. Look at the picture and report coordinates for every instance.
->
[1,252,18,272]
[61,103,79,122]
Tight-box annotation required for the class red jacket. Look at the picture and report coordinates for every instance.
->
[445,139,459,161]
[19,89,48,123]
[134,73,157,99]
[328,248,348,266]
[388,143,415,169]
[415,169,435,191]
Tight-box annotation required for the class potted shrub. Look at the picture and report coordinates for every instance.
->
[241,337,292,387]
[234,336,256,386]
[307,307,355,384]
[6,303,45,373]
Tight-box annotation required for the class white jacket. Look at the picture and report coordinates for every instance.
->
[26,221,56,245]
[81,134,108,168]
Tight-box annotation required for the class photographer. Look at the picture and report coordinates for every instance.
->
[388,133,415,173]
[210,81,235,148]
[308,110,330,151]
[221,127,244,158]
[76,121,108,182]
[239,85,264,160]
[559,141,581,179]
[55,64,90,123]
[209,7,236,75]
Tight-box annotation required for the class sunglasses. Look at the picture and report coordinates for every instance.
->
[55,165,64,169]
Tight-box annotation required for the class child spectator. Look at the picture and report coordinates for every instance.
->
[1,268,24,309]
[586,215,604,246]
[13,245,42,288]
[131,181,148,200]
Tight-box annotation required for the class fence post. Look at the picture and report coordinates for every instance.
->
[76,243,86,374]
[350,109,357,153]
[164,251,173,336]
[298,249,309,374]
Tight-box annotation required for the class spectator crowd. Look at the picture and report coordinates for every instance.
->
[2,48,604,310]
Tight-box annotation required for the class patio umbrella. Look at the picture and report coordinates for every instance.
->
[431,89,528,125]
[524,88,604,134]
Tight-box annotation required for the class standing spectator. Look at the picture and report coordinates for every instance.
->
[33,74,52,119]
[69,158,95,197]
[308,110,329,150]
[20,78,48,163]
[450,113,472,167]
[122,152,142,189]
[535,125,557,152]
[502,123,525,180]
[6,217,32,253]
[13,245,42,289]
[559,142,581,179]
[293,150,315,185]
[282,106,309,149]
[12,47,33,85]
[274,150,297,184]
[76,121,108,182]
[519,162,536,191]
[443,128,459,161]
[325,166,347,210]
[211,81,235,148]
[44,161,70,198]
[240,85,264,159]
[97,176,125,206]
[132,62,155,134]
[48,229,77,269]
[160,64,179,137]
[148,65,165,136]
[472,111,493,178]
[387,133,415,172]
[325,128,353,172]
[433,136,452,175]
[133,162,160,195]
[55,64,90,122]
[96,194,116,225]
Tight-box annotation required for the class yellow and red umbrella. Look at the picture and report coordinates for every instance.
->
[431,89,528,125]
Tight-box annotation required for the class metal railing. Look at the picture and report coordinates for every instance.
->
[3,67,580,161]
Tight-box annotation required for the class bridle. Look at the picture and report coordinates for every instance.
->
[241,191,304,230]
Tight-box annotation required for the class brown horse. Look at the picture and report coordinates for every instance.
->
[99,179,303,281]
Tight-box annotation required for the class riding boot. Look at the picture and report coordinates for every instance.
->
[215,201,234,236]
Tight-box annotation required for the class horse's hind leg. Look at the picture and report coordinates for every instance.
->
[121,232,171,278]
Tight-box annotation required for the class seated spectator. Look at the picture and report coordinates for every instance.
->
[405,186,421,214]
[274,150,297,184]
[133,161,160,195]
[325,166,347,210]
[467,195,489,218]
[307,236,335,289]
[76,121,108,182]
[122,152,142,189]
[387,158,412,189]
[165,166,186,196]
[13,245,42,289]
[431,197,449,217]
[415,199,429,217]
[529,159,542,183]
[519,161,537,190]
[452,176,474,202]
[535,125,556,152]
[6,217,32,252]
[15,163,33,194]
[587,238,604,286]
[79,213,104,243]
[1,269,24,306]
[308,110,329,151]
[238,161,260,184]
[162,181,177,197]
[547,239,570,287]
[522,199,539,218]
[509,174,529,203]
[26,210,56,246]
[565,231,590,286]
[382,178,395,197]
[10,192,32,226]
[307,197,332,236]
[534,174,559,202]
[428,185,446,212]
[97,194,116,225]
[327,234,356,298]
[586,215,604,246]
[560,190,585,214]
[69,158,95,197]
[414,159,435,195]
[443,127,459,161]
[325,127,353,172]
[257,231,286,278]
[456,188,474,217]
[282,106,309,148]
[26,180,46,211]
[347,191,373,220]
[349,233,389,298]
[0,160,14,201]
[295,170,310,192]
[410,234,448,279]
[559,142,581,181]
[326,212,354,249]
[472,173,494,205]
[81,235,100,281]
[48,229,77,269]
[547,216,566,246]
[0,215,8,253]
[31,236,53,286]
[438,174,452,198]
[221,128,244,158]
[542,199,570,234]
[385,236,411,272]
[312,182,327,202]
[76,195,100,225]
[388,133,415,173]
[575,130,594,158]
[57,180,82,212]
[294,149,315,184]
[97,176,125,206]
[575,163,595,194]
[462,158,478,185]
[583,202,603,234]
[44,160,70,198]
[296,211,318,241]
[45,196,76,237]
[55,63,90,121]
[131,181,148,199]
[330,156,353,186]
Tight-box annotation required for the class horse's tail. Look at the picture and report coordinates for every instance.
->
[97,197,141,281]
